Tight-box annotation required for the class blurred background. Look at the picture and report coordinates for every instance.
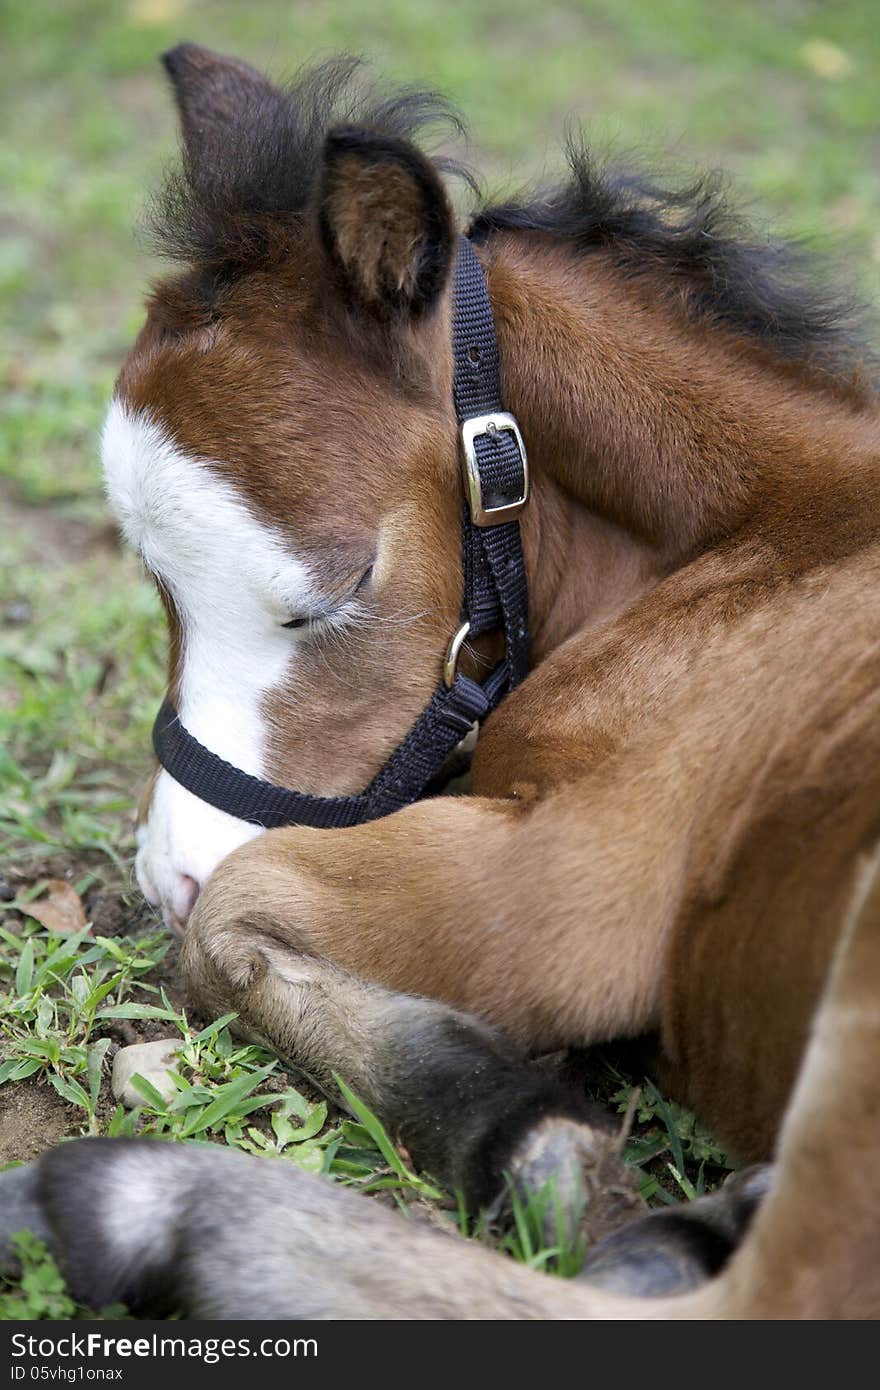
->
[2,0,879,867]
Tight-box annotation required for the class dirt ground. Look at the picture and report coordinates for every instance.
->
[0,848,189,1166]
[0,1081,73,1166]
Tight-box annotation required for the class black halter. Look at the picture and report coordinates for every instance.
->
[151,237,530,830]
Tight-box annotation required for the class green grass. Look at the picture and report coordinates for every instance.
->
[2,0,878,1317]
[0,1230,128,1320]
[0,896,725,1317]
[0,894,168,1126]
[0,901,602,1313]
[610,1073,730,1204]
[0,905,428,1185]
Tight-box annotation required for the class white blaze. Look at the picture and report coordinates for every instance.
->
[101,400,312,922]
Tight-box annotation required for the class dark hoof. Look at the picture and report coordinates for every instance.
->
[507,1117,646,1247]
[578,1164,774,1296]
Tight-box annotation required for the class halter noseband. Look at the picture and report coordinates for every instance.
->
[151,237,530,829]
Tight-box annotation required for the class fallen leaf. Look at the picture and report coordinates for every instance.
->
[800,39,853,80]
[25,880,88,935]
[128,0,191,25]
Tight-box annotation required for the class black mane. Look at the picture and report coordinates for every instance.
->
[149,56,873,386]
[473,140,872,383]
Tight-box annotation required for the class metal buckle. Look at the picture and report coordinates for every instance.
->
[461,412,530,527]
[443,621,471,688]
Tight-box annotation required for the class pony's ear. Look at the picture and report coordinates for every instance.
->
[317,126,455,320]
[161,43,285,172]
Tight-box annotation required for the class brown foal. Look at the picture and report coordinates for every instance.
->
[90,44,880,1315]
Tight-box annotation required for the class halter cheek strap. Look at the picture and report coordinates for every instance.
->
[151,236,530,829]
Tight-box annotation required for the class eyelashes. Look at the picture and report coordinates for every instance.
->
[280,562,375,631]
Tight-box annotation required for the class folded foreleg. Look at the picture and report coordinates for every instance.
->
[182,888,641,1233]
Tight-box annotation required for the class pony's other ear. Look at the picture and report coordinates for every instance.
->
[317,126,455,320]
[161,43,285,174]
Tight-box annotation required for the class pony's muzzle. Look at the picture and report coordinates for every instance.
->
[135,838,200,933]
[169,873,200,928]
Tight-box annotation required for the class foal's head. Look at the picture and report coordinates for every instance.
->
[103,47,469,927]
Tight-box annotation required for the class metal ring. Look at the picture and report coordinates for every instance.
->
[443,621,471,688]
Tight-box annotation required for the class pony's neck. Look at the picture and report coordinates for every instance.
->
[483,232,877,657]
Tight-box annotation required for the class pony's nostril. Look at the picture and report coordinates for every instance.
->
[173,874,200,924]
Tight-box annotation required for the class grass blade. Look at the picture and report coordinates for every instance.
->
[179,1065,276,1139]
[15,938,34,996]
[333,1074,405,1178]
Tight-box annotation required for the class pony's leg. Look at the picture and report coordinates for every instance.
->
[568,836,880,1316]
[693,844,880,1319]
[1,1138,585,1318]
[188,776,674,1055]
[581,834,880,1319]
[0,1137,764,1318]
[20,888,879,1328]
[182,783,661,1240]
[10,1054,872,1320]
[181,917,642,1231]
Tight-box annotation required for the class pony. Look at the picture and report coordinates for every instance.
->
[7,42,880,1318]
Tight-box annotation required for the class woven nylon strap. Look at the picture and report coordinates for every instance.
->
[453,238,530,682]
[151,236,530,829]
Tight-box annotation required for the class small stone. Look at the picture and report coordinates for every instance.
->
[2,600,32,626]
[111,1038,181,1109]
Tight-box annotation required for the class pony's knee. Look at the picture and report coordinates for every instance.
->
[182,827,337,1018]
[182,876,273,1010]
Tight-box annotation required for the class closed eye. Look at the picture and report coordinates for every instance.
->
[280,562,375,631]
